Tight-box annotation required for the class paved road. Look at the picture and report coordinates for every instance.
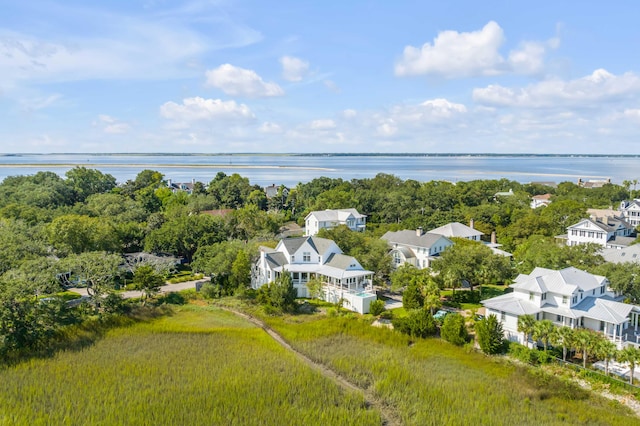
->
[68,277,210,300]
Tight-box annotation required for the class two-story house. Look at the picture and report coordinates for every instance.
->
[381,228,453,269]
[304,209,366,236]
[620,199,640,228]
[251,236,376,314]
[482,267,640,348]
[564,215,635,248]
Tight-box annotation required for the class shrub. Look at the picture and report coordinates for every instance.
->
[200,283,222,299]
[476,314,505,355]
[440,313,468,346]
[379,310,394,320]
[369,300,386,316]
[508,342,538,364]
[402,282,424,309]
[451,291,481,304]
[392,309,437,338]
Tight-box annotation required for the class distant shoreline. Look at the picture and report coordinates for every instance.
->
[1,153,640,158]
[0,163,335,171]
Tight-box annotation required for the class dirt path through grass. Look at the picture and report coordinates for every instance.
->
[226,309,401,426]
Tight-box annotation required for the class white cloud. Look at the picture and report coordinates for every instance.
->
[473,69,640,107]
[205,64,284,97]
[395,21,505,78]
[421,99,467,117]
[310,119,336,130]
[395,21,556,78]
[342,109,357,119]
[259,121,283,133]
[0,2,262,85]
[280,56,309,82]
[160,97,255,123]
[94,114,131,134]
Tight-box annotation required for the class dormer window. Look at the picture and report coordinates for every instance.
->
[303,252,311,262]
[562,296,568,305]
[541,293,547,300]
[529,292,534,301]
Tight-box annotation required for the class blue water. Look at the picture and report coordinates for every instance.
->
[0,154,637,187]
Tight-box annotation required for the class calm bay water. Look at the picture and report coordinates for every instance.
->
[0,154,638,187]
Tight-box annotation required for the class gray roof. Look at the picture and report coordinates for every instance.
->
[482,294,540,316]
[429,222,484,239]
[265,251,287,269]
[512,267,606,296]
[325,253,360,269]
[606,236,636,247]
[305,208,366,222]
[572,297,636,324]
[279,236,337,257]
[601,245,640,264]
[570,217,632,233]
[381,230,451,249]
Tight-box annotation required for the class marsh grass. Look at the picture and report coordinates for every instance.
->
[263,314,635,425]
[0,305,381,425]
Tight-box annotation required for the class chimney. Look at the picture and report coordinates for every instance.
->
[416,227,423,237]
[167,178,172,187]
[469,219,475,229]
[491,231,496,244]
[192,178,196,185]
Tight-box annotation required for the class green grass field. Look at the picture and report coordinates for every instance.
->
[263,313,635,425]
[0,305,380,425]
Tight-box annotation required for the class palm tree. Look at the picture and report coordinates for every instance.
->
[574,329,598,368]
[517,315,536,348]
[594,338,618,376]
[552,326,575,362]
[422,279,442,315]
[532,320,556,352]
[617,346,640,385]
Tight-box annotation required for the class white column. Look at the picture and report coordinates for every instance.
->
[612,323,617,343]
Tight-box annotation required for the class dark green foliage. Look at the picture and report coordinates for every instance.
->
[369,299,386,316]
[476,314,505,355]
[508,342,552,365]
[257,273,298,314]
[132,265,164,304]
[440,313,469,346]
[402,281,424,309]
[392,309,437,338]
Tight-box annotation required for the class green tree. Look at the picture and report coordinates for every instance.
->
[441,313,468,346]
[265,272,297,313]
[517,315,536,348]
[574,329,599,368]
[392,309,437,338]
[62,252,122,306]
[47,214,119,255]
[594,338,618,376]
[617,346,640,385]
[306,277,325,300]
[132,265,165,305]
[532,320,556,351]
[402,281,424,310]
[230,249,251,289]
[476,314,505,355]
[552,326,575,362]
[65,167,116,203]
[422,279,442,315]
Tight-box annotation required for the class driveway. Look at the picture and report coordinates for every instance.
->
[68,277,210,300]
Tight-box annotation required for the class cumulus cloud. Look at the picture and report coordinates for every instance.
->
[205,64,284,97]
[160,97,255,123]
[395,21,556,78]
[324,80,341,93]
[280,56,309,82]
[473,69,640,107]
[310,119,337,130]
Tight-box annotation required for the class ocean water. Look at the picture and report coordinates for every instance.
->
[0,154,638,187]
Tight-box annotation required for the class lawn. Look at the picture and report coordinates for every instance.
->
[0,305,380,425]
[262,313,635,425]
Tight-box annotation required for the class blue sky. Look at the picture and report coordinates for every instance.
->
[2,0,640,154]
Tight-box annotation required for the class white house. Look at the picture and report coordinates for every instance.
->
[429,221,483,242]
[620,199,640,228]
[564,216,635,248]
[251,236,376,314]
[381,228,453,269]
[304,208,367,236]
[482,267,640,348]
[530,194,552,209]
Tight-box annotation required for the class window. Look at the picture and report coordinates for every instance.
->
[557,315,562,322]
[541,293,547,300]
[500,312,506,321]
[562,296,568,305]
[572,296,577,304]
[600,285,605,294]
[588,231,594,238]
[291,255,295,262]
[303,252,311,262]
[592,289,595,295]
[293,272,299,280]
[529,292,534,301]
[579,230,586,237]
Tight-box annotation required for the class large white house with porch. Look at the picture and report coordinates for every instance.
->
[251,236,376,314]
[482,267,640,348]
